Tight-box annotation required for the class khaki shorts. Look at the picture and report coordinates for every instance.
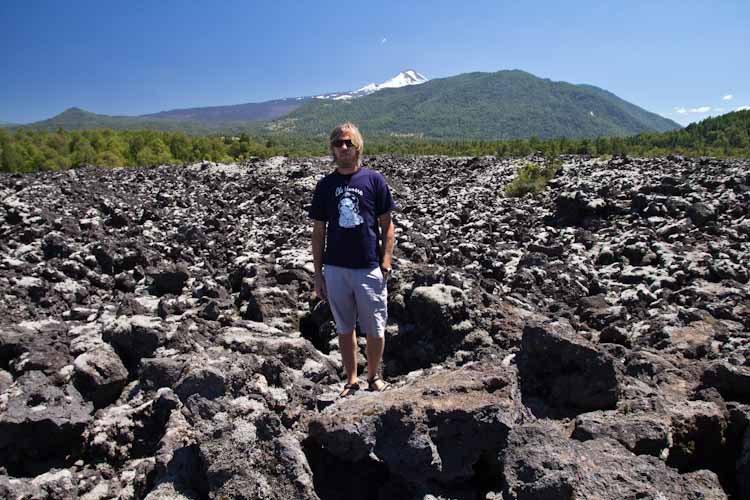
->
[324,265,387,338]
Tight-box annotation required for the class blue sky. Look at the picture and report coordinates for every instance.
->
[1,0,747,126]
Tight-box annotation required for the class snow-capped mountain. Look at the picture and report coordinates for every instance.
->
[315,69,428,101]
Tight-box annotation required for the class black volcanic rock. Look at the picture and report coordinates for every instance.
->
[518,319,624,414]
[0,155,748,498]
[308,363,518,494]
[502,423,727,500]
[149,263,190,295]
[0,371,92,476]
[72,344,129,408]
[102,315,168,373]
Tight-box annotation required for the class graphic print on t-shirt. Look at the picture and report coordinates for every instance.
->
[336,188,363,228]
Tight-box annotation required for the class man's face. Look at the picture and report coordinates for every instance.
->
[332,132,358,169]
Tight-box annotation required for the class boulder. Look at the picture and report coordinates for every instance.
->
[703,362,750,403]
[502,423,727,499]
[220,325,338,381]
[103,315,168,372]
[0,370,92,476]
[407,284,467,334]
[573,409,672,458]
[73,344,129,408]
[140,357,187,392]
[143,408,202,500]
[308,363,518,490]
[518,319,624,414]
[175,366,227,402]
[187,396,318,500]
[84,388,180,465]
[149,264,190,296]
[240,285,299,330]
[0,321,72,375]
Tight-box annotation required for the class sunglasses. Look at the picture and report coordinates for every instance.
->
[331,139,356,148]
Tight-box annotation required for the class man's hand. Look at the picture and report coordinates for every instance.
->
[380,266,390,281]
[314,273,327,300]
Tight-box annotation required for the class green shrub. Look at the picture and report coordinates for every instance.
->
[504,161,560,197]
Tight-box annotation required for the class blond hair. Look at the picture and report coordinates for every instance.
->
[329,122,364,166]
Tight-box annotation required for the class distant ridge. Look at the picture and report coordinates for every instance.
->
[16,69,681,139]
[273,70,681,139]
[21,107,221,134]
[143,98,305,125]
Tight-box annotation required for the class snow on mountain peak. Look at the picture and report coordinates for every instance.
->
[317,70,428,100]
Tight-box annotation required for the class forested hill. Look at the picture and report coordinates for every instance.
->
[20,107,226,134]
[142,98,304,124]
[680,108,750,147]
[269,70,681,139]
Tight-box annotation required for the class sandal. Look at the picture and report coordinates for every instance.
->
[339,382,360,398]
[367,376,391,392]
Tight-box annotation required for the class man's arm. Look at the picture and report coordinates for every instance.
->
[311,220,327,299]
[378,212,395,275]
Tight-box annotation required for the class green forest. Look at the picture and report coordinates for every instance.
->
[1,110,748,173]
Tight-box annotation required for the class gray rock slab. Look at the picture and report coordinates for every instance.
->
[502,423,727,500]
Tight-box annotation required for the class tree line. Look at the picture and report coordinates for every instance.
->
[1,111,748,173]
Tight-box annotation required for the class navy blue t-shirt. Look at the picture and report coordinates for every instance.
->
[308,166,396,269]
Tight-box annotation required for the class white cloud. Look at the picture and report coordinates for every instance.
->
[715,107,725,112]
[672,105,712,115]
[737,106,750,111]
[723,94,733,101]
[381,37,387,44]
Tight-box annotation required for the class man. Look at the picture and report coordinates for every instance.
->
[309,122,395,396]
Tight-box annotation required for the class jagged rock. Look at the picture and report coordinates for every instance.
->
[666,399,730,481]
[502,423,727,499]
[220,325,339,381]
[186,396,319,500]
[703,362,750,403]
[84,388,179,465]
[0,321,71,375]
[115,272,137,293]
[578,294,627,330]
[41,232,72,260]
[0,370,93,476]
[518,319,624,414]
[240,285,299,330]
[73,344,129,409]
[157,295,192,318]
[0,469,78,500]
[407,284,467,334]
[143,409,202,500]
[308,363,518,490]
[688,202,716,226]
[175,366,226,402]
[149,264,190,296]
[140,357,187,392]
[103,315,168,372]
[0,156,749,498]
[143,482,200,500]
[572,409,672,458]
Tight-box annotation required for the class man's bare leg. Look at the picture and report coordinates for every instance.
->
[366,335,386,390]
[338,331,358,387]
